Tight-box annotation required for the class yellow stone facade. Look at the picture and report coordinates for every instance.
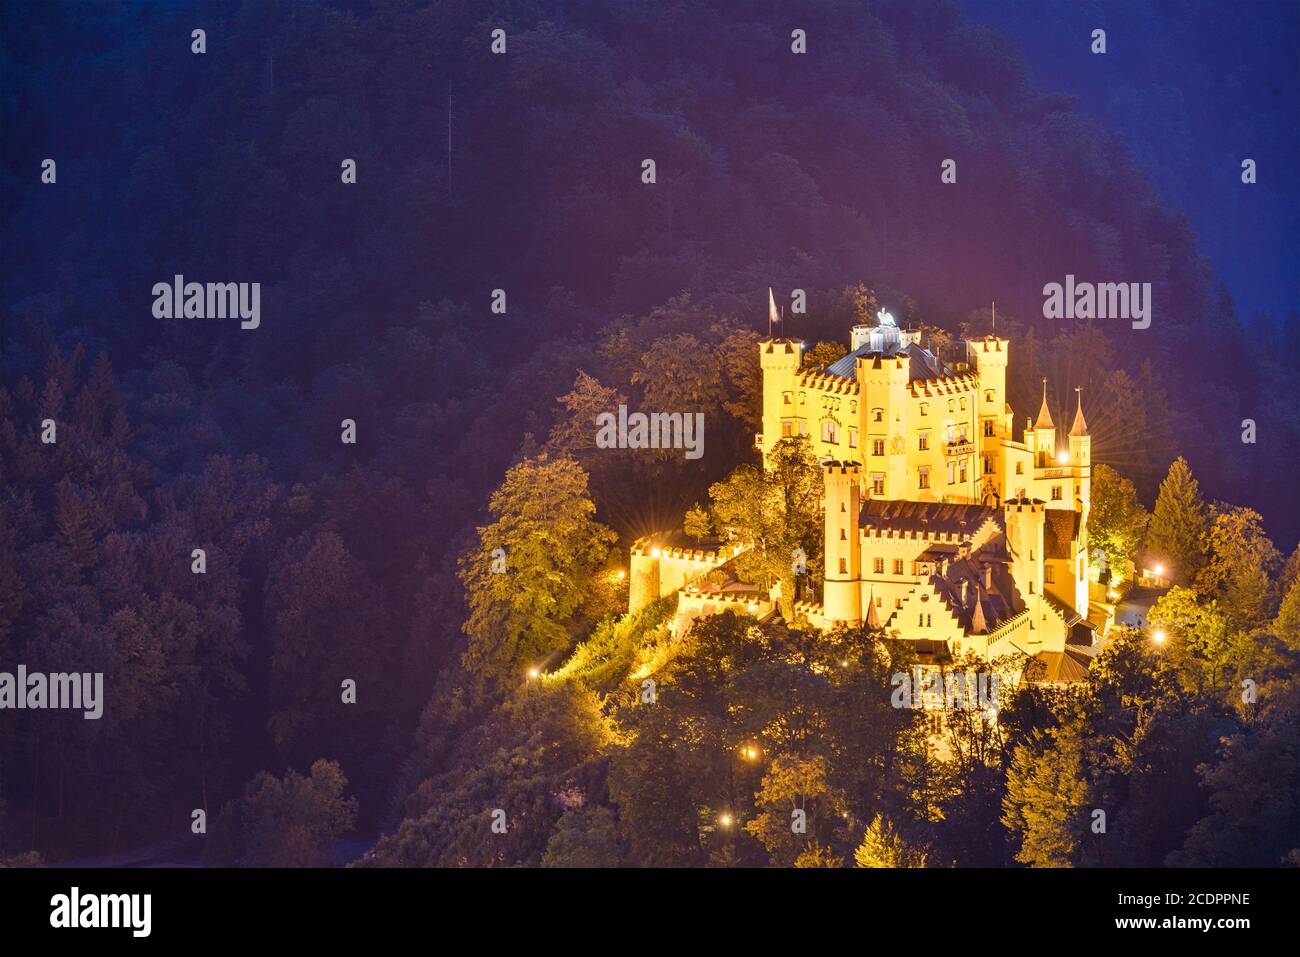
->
[632,314,1108,675]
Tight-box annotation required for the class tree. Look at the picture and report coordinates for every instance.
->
[1145,457,1208,584]
[206,760,358,868]
[541,806,620,867]
[1088,464,1148,581]
[1196,505,1281,627]
[460,454,616,684]
[1276,578,1300,649]
[1002,722,1092,867]
[691,436,822,617]
[1172,678,1300,866]
[744,753,846,867]
[803,341,848,371]
[1149,586,1234,695]
[854,814,927,867]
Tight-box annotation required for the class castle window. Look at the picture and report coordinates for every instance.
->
[895,598,902,609]
[1029,581,1035,594]
[876,596,883,608]
[800,421,809,436]
[841,528,847,541]
[893,559,904,575]
[983,419,994,437]
[984,455,993,474]
[947,462,956,484]
[848,428,858,448]
[918,432,930,451]
[1029,549,1035,561]
[822,421,838,443]
[1051,485,1062,501]
[871,473,885,495]
[782,391,792,406]
[799,391,806,405]
[959,397,966,411]
[782,421,794,437]
[872,408,884,423]
[850,400,857,413]
[1045,566,1055,584]
[918,467,930,489]
[873,558,884,574]
[1015,462,1023,475]
[960,462,968,482]
[872,438,885,457]
[959,425,968,442]
[838,558,847,575]
[948,399,955,412]
[920,402,929,416]
[985,390,994,403]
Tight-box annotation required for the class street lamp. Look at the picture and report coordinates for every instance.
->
[1152,629,1166,645]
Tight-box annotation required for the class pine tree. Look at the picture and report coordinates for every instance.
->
[1145,457,1208,585]
[854,813,926,867]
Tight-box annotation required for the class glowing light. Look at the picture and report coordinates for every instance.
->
[746,602,758,614]
[1152,629,1166,644]
[1153,564,1165,577]
[617,570,626,580]
[840,659,850,668]
[650,548,662,558]
[527,667,540,679]
[719,813,733,828]
[741,745,760,761]
[877,309,896,327]
[1108,590,1119,601]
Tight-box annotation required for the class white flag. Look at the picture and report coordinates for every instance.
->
[768,287,780,326]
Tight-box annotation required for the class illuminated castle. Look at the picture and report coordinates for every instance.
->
[631,311,1109,678]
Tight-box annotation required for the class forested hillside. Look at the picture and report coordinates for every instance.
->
[1,0,1296,865]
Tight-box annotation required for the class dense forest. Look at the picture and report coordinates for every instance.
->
[1,0,1297,866]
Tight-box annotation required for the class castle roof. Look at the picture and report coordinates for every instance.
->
[1035,379,1054,430]
[1043,509,1080,560]
[823,340,956,382]
[1069,390,1088,436]
[860,499,1002,537]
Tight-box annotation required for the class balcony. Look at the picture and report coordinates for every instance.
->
[943,440,976,457]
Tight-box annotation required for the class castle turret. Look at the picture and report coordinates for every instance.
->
[628,545,661,614]
[1032,378,1056,467]
[758,339,802,462]
[823,461,862,625]
[1004,497,1046,615]
[1068,388,1092,608]
[968,335,1010,498]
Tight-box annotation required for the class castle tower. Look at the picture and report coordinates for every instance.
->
[823,461,862,625]
[855,352,911,498]
[967,336,1010,498]
[759,339,802,462]
[628,544,661,614]
[1068,388,1092,609]
[1004,497,1046,615]
[1032,378,1056,467]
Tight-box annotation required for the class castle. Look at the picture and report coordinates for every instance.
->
[629,311,1111,680]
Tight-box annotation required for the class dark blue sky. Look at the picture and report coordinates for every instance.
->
[962,0,1299,325]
